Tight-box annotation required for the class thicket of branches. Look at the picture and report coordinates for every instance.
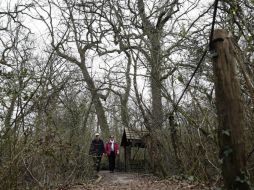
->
[0,0,254,189]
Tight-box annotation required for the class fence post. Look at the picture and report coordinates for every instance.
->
[211,29,250,189]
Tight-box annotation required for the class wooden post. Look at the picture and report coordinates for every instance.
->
[124,145,126,172]
[212,29,250,190]
[126,145,131,171]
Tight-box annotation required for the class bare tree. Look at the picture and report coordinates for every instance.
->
[33,0,113,136]
[107,0,209,175]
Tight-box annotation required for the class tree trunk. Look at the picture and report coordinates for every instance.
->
[120,51,131,129]
[150,37,163,129]
[3,93,18,189]
[212,29,250,190]
[137,0,165,175]
[146,134,167,177]
[79,56,109,137]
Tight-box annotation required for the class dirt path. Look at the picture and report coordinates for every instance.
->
[68,171,212,190]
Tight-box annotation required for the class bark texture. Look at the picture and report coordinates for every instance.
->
[212,29,250,190]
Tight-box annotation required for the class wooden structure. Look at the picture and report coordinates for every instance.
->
[212,29,250,189]
[120,127,149,171]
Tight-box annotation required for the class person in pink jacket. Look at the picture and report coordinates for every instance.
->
[105,135,119,172]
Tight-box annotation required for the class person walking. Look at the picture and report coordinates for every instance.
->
[89,133,105,172]
[105,135,119,173]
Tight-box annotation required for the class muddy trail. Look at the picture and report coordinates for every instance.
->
[66,171,216,190]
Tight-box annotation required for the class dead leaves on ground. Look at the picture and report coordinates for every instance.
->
[62,172,217,190]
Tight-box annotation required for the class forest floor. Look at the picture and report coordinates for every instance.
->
[65,171,217,190]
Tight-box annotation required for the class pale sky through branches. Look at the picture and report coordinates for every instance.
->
[1,0,216,112]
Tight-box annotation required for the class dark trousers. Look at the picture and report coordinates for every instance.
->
[108,151,116,171]
[93,155,102,172]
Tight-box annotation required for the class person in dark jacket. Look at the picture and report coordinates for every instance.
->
[105,135,119,173]
[89,133,105,172]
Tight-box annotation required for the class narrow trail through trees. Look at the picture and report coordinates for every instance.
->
[68,171,213,190]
